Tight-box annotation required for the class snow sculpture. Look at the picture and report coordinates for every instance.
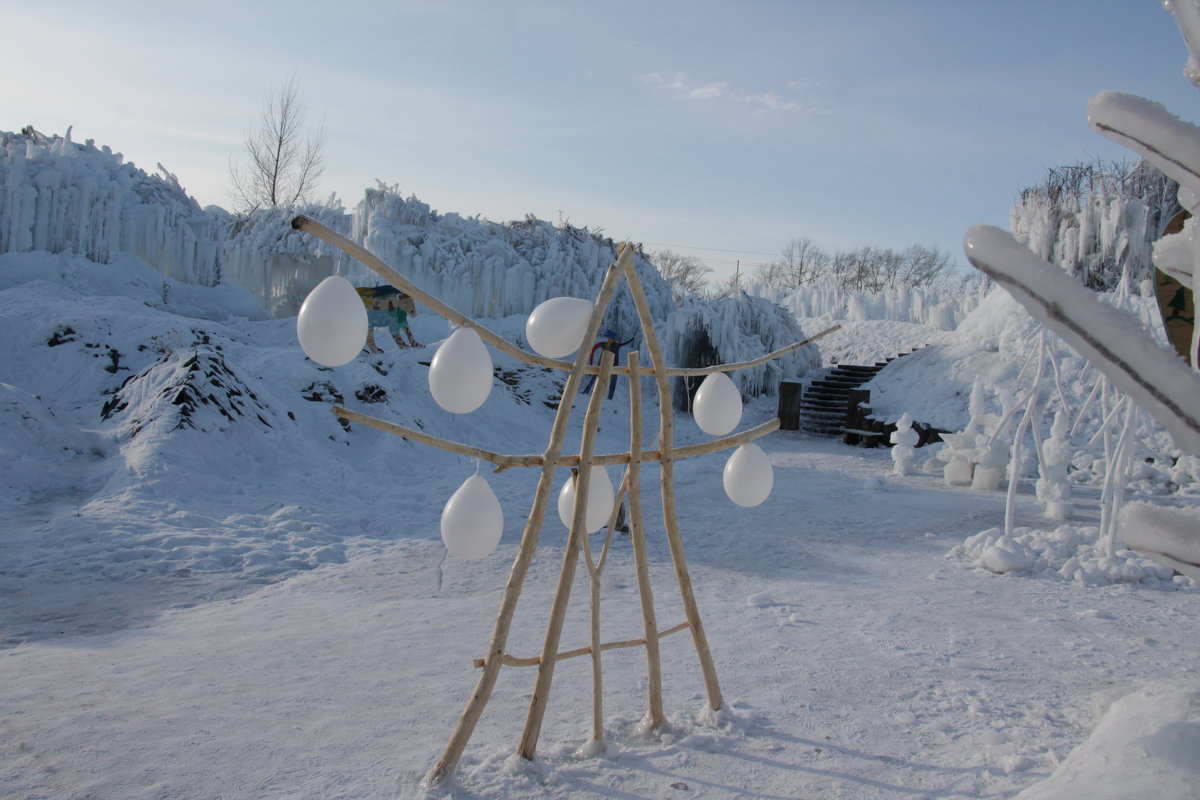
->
[889,413,919,476]
[971,436,1009,491]
[968,382,1009,491]
[939,422,977,486]
[289,214,837,786]
[964,0,1200,579]
[1037,410,1075,519]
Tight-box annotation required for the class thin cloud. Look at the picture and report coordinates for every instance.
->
[689,82,728,100]
[640,72,816,114]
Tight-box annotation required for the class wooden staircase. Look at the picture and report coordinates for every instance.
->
[798,362,886,435]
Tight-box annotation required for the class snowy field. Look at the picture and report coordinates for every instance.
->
[2,250,1198,799]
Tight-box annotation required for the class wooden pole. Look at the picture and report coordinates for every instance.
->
[518,349,617,760]
[332,405,778,470]
[625,352,665,728]
[425,251,630,786]
[581,466,632,747]
[621,259,725,713]
[588,559,604,745]
[472,621,690,669]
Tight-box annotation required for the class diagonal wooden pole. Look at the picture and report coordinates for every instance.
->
[625,351,665,729]
[518,349,617,760]
[621,259,724,712]
[425,252,629,786]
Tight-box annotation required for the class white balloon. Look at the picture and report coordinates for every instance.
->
[557,465,615,533]
[526,297,593,358]
[429,327,493,414]
[296,276,368,367]
[440,474,503,560]
[722,443,774,507]
[693,372,742,436]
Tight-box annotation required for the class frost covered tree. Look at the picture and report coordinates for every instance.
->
[755,239,952,292]
[651,249,712,302]
[1011,157,1179,291]
[228,75,326,212]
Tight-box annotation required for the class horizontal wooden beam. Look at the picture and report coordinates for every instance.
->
[333,405,779,470]
[473,621,691,668]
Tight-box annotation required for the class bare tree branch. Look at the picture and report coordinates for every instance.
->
[651,249,712,302]
[228,75,326,212]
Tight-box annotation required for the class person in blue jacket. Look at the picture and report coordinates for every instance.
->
[583,328,634,399]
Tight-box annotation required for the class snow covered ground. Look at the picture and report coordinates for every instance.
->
[2,250,1198,799]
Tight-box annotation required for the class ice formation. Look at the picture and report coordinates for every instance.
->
[758,277,986,331]
[350,184,674,332]
[0,129,221,285]
[664,292,819,409]
[1036,410,1075,519]
[1009,162,1177,291]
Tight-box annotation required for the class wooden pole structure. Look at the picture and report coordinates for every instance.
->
[286,218,823,782]
[625,351,665,728]
[424,252,630,786]
[621,258,725,712]
[518,349,617,760]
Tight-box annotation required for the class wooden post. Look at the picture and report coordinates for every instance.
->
[588,564,604,746]
[518,350,617,761]
[620,258,724,713]
[626,352,665,728]
[777,380,802,431]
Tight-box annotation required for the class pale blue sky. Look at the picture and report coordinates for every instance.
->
[5,1,1198,281]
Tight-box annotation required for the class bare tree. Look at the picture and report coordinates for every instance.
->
[901,244,953,288]
[228,75,326,212]
[652,249,713,302]
[754,237,830,291]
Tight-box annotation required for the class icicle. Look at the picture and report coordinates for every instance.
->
[1100,398,1137,557]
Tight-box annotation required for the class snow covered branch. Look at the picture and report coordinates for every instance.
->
[964,225,1200,453]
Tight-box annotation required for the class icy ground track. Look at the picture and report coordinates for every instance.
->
[2,424,1197,800]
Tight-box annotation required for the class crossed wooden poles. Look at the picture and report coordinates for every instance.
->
[291,216,835,785]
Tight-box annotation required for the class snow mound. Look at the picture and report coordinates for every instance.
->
[1120,501,1200,582]
[1015,681,1200,800]
[950,525,1191,587]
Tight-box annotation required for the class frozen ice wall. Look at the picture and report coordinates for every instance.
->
[219,203,351,317]
[0,129,220,285]
[759,278,987,330]
[350,184,674,332]
[665,292,819,409]
[1009,169,1178,291]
